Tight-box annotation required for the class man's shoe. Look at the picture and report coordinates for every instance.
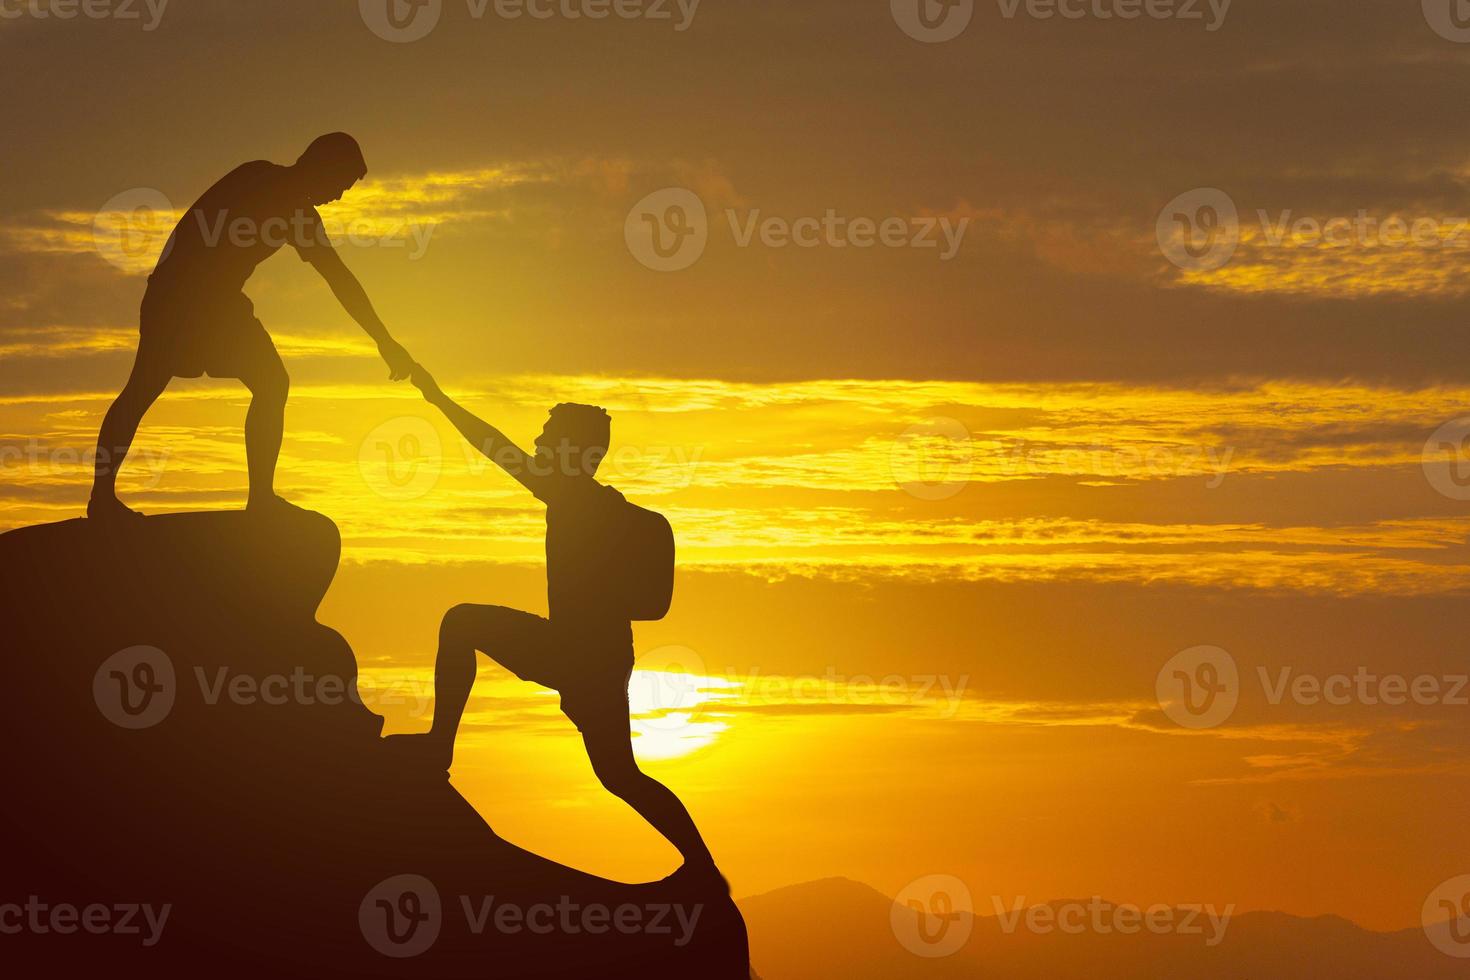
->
[246,494,307,516]
[381,733,453,777]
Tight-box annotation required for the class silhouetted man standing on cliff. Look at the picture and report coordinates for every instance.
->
[89,133,414,519]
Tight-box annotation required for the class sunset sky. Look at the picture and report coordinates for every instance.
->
[4,0,1470,938]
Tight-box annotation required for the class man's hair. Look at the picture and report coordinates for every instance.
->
[298,132,367,180]
[547,403,612,472]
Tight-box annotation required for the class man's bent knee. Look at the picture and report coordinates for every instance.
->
[440,603,479,642]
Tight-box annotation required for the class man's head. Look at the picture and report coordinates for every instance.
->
[295,132,368,205]
[535,403,611,478]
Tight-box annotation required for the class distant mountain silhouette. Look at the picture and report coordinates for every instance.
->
[738,878,1462,979]
[0,508,749,976]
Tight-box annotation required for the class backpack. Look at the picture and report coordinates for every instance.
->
[601,490,675,621]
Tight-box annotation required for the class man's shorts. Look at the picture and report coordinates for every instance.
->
[452,604,635,736]
[138,280,280,381]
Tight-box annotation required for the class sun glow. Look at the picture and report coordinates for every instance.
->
[629,669,739,760]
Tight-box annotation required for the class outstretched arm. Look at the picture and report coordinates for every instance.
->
[306,247,413,381]
[411,364,549,498]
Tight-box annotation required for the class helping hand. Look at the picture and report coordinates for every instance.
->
[379,339,414,381]
[409,362,443,403]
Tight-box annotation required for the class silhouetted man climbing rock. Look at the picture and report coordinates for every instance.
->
[390,364,721,879]
[89,133,414,519]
